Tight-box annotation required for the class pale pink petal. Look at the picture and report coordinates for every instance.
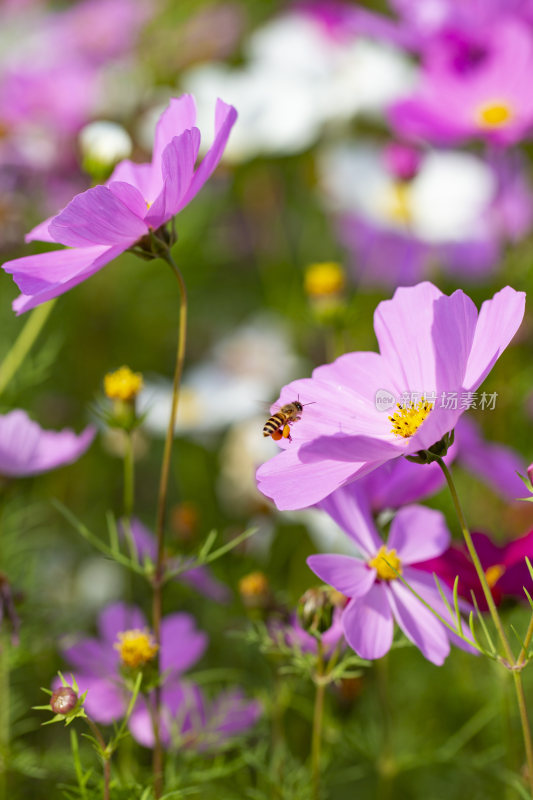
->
[160,613,208,675]
[342,584,394,660]
[107,160,154,200]
[152,95,197,174]
[463,287,526,391]
[145,128,201,227]
[49,185,147,247]
[388,505,450,564]
[317,483,383,556]
[388,580,450,665]
[98,603,147,644]
[26,215,57,243]
[307,554,375,597]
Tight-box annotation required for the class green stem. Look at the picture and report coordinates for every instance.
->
[311,639,325,800]
[376,655,393,800]
[435,456,533,797]
[123,432,134,519]
[518,610,533,667]
[85,718,110,800]
[0,635,8,800]
[0,299,56,396]
[151,244,188,799]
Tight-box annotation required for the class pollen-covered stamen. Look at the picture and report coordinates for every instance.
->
[104,366,143,402]
[368,546,402,581]
[114,629,159,669]
[477,101,513,128]
[485,564,505,588]
[389,397,433,438]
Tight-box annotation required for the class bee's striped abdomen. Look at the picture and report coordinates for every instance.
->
[263,412,287,437]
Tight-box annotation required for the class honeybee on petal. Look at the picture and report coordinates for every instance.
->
[262,399,314,442]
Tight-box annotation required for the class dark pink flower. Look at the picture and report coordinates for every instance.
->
[2,95,237,314]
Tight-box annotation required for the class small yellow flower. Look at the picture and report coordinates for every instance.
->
[304,262,345,298]
[114,629,158,669]
[239,571,269,599]
[104,366,143,402]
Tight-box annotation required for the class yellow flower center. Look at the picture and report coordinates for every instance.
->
[104,366,143,402]
[485,564,505,588]
[239,571,269,598]
[389,398,433,438]
[304,262,345,297]
[114,629,158,669]
[383,181,413,225]
[477,101,513,128]
[368,546,402,581]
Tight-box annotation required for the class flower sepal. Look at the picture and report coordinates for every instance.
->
[517,465,533,502]
[405,429,455,465]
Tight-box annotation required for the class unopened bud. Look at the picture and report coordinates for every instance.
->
[103,366,144,431]
[298,586,339,636]
[528,463,533,486]
[50,686,78,715]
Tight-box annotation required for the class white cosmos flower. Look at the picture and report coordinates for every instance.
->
[318,143,496,243]
[180,12,414,162]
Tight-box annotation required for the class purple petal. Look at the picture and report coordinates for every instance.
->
[205,689,261,741]
[145,128,201,228]
[128,697,158,748]
[307,554,375,597]
[119,517,157,563]
[179,99,237,208]
[152,95,197,174]
[108,181,149,219]
[62,637,116,677]
[49,185,147,247]
[160,613,208,675]
[388,505,450,564]
[360,456,449,512]
[341,584,394,660]
[388,580,450,665]
[26,215,57,243]
[317,483,383,556]
[455,417,526,500]
[0,411,94,476]
[98,603,147,644]
[179,565,231,603]
[74,674,126,724]
[463,286,525,392]
[6,244,123,315]
[107,160,154,201]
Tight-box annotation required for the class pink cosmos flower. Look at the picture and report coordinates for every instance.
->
[2,95,237,314]
[308,491,457,664]
[120,517,231,603]
[417,529,533,611]
[388,20,533,145]
[256,282,525,510]
[0,410,95,477]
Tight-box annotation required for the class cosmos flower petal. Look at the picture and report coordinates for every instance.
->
[98,602,147,644]
[205,689,261,741]
[48,185,148,247]
[256,443,387,510]
[388,581,450,665]
[463,286,526,392]
[307,554,375,597]
[68,674,126,725]
[180,99,238,208]
[9,245,124,315]
[455,417,526,500]
[152,94,198,171]
[388,505,450,564]
[342,584,394,660]
[107,160,154,200]
[62,638,117,676]
[26,215,57,243]
[317,483,383,555]
[0,410,94,477]
[160,613,208,675]
[145,127,201,227]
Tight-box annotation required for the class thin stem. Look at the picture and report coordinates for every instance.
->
[435,456,533,796]
[123,432,134,519]
[0,299,56,396]
[518,610,533,667]
[0,635,9,800]
[435,457,514,663]
[152,244,188,799]
[376,655,394,800]
[85,718,110,800]
[311,639,326,800]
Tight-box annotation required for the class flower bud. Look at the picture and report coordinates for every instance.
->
[50,686,78,715]
[528,463,533,487]
[103,366,144,431]
[297,586,340,636]
[382,142,421,182]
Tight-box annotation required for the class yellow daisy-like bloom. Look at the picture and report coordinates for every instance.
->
[114,629,158,669]
[239,571,269,599]
[389,397,434,438]
[476,101,513,128]
[104,366,143,402]
[304,262,345,298]
[368,546,402,581]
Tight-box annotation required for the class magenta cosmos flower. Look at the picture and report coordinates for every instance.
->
[417,529,533,611]
[257,282,525,510]
[388,20,533,145]
[60,602,208,724]
[2,94,237,314]
[0,410,94,477]
[308,490,457,664]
